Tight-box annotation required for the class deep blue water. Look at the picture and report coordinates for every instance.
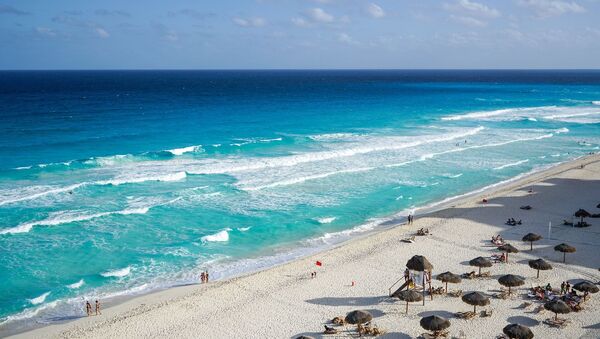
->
[1,70,599,333]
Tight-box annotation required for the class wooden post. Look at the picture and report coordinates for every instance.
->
[422,273,426,305]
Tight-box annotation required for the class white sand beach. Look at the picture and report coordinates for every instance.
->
[11,154,600,339]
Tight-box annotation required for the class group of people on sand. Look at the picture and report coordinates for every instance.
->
[200,271,210,283]
[85,300,101,316]
[505,218,522,226]
[491,234,504,245]
[407,214,414,225]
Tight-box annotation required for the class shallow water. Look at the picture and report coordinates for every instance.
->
[0,70,599,332]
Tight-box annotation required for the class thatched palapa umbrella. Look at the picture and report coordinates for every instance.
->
[528,258,552,278]
[436,271,461,292]
[461,291,490,313]
[544,299,570,320]
[554,243,576,263]
[503,324,534,339]
[469,257,492,275]
[574,209,591,224]
[498,243,519,262]
[396,289,423,314]
[573,281,599,301]
[345,310,372,325]
[522,233,542,251]
[498,274,525,294]
[406,255,434,305]
[420,315,450,337]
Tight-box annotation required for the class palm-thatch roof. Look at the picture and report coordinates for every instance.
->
[528,259,552,278]
[406,255,433,272]
[503,324,534,339]
[345,310,372,325]
[420,315,450,332]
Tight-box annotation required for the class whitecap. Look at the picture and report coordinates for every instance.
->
[101,266,131,278]
[201,229,231,242]
[166,145,202,156]
[66,279,84,289]
[29,292,51,305]
[237,227,251,232]
[493,159,529,170]
[0,206,152,235]
[316,217,336,224]
[95,171,187,186]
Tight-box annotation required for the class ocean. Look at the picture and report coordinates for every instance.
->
[1,70,599,333]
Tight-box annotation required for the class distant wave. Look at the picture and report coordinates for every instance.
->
[166,145,202,156]
[193,127,485,177]
[493,159,529,170]
[66,279,84,289]
[316,217,336,224]
[29,292,51,305]
[237,227,251,232]
[441,105,600,124]
[241,131,555,191]
[201,229,231,242]
[95,171,187,186]
[0,206,152,235]
[101,266,131,278]
[0,183,85,207]
[444,173,463,178]
[592,101,600,105]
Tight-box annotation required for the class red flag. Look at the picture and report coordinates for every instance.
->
[316,261,322,266]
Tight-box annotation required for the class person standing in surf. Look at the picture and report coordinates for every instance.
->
[85,301,92,316]
[95,300,101,315]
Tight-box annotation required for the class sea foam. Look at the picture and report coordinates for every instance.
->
[166,145,202,156]
[101,266,131,278]
[66,279,85,289]
[29,292,51,305]
[201,229,231,242]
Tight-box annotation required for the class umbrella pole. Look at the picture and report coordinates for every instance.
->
[422,274,425,306]
[445,282,448,293]
[473,305,476,313]
[555,312,558,321]
[406,301,408,314]
[563,252,566,263]
[478,267,482,276]
[508,286,511,295]
[537,269,540,279]
[530,241,533,251]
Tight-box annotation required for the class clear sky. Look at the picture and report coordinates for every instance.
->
[1,0,599,69]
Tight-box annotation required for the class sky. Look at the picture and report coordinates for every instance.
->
[1,0,599,69]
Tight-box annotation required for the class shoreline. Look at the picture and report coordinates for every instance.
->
[6,153,600,338]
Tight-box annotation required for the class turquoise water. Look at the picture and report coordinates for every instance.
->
[0,70,599,332]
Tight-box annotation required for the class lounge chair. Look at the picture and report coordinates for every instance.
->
[493,291,509,300]
[543,318,570,328]
[563,220,574,226]
[448,290,463,297]
[476,271,491,278]
[421,330,449,338]
[324,325,338,334]
[480,309,493,317]
[520,205,532,210]
[401,236,416,243]
[455,311,476,319]
[462,271,476,279]
[331,316,345,325]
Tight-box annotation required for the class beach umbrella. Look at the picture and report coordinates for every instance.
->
[469,257,492,275]
[498,274,525,294]
[461,292,490,313]
[406,255,433,304]
[544,300,570,320]
[420,315,450,337]
[503,324,534,339]
[574,209,591,223]
[498,243,519,262]
[522,233,542,251]
[345,310,372,325]
[528,259,552,278]
[573,281,599,301]
[554,243,576,263]
[396,289,423,314]
[406,255,433,272]
[436,271,461,292]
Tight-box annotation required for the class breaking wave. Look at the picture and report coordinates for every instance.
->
[201,229,231,242]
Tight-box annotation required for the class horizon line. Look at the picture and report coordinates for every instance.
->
[2,68,600,72]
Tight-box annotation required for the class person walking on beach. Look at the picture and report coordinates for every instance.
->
[85,301,92,316]
[205,271,209,283]
[95,300,101,315]
[200,271,205,283]
[560,281,566,295]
